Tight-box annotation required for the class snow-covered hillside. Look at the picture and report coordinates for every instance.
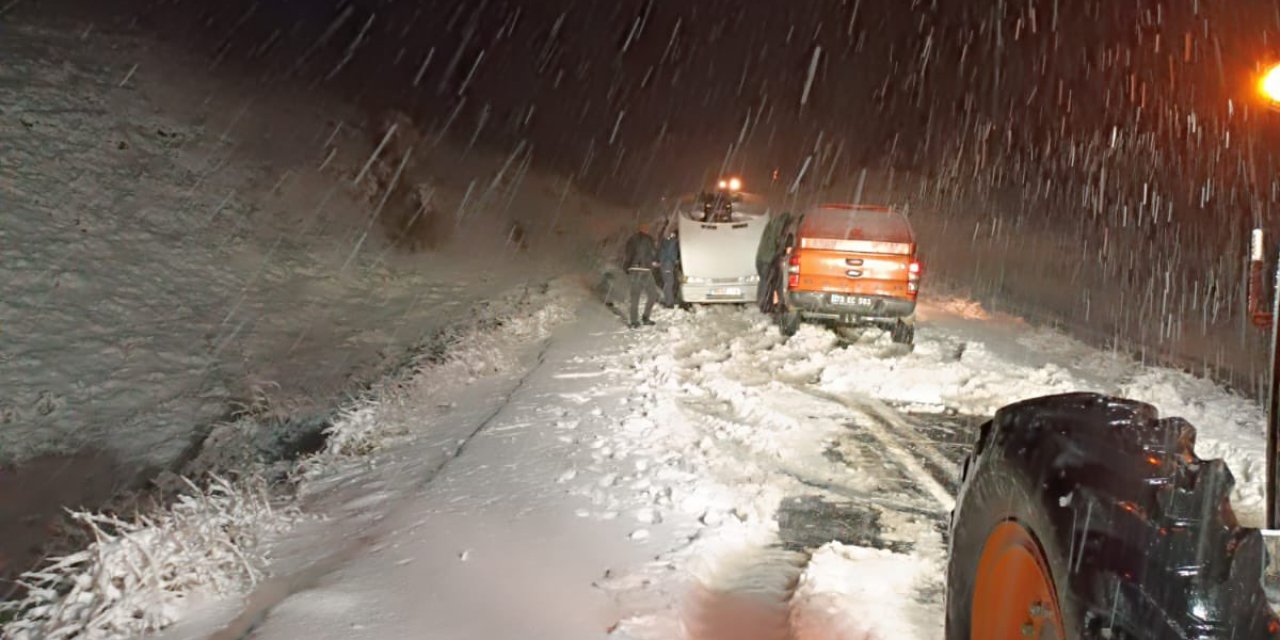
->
[0,20,627,583]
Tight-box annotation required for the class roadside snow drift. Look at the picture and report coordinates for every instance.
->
[1,281,581,639]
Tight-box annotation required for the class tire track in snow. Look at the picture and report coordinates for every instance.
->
[661,357,946,640]
[673,397,939,518]
[646,309,962,519]
[612,309,962,639]
[794,386,956,512]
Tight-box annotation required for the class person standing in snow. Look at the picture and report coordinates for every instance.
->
[756,211,793,312]
[658,226,680,308]
[622,225,660,328]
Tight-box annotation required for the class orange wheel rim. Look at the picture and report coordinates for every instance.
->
[971,521,1067,640]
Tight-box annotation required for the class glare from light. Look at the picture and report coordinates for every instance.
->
[1261,63,1280,105]
[717,179,728,190]
[728,177,742,191]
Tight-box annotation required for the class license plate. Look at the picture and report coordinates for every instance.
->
[831,294,873,307]
[710,287,743,296]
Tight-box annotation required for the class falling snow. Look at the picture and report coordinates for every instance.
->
[3,0,1280,637]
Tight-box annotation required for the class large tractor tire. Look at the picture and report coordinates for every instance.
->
[946,393,1279,639]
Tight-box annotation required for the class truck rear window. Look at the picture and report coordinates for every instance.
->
[798,207,913,243]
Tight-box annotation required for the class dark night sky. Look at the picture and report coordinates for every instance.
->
[20,0,1280,382]
[49,1,1280,206]
[162,1,1280,219]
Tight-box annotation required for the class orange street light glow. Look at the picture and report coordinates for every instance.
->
[1261,62,1280,104]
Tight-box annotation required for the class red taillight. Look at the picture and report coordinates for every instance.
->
[787,255,800,287]
[908,261,921,276]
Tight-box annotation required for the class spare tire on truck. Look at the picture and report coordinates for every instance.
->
[946,392,1279,639]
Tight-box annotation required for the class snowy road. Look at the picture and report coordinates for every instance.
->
[141,283,954,639]
[136,278,1268,640]
[0,272,1256,639]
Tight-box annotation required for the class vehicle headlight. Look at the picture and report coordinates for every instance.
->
[684,276,710,284]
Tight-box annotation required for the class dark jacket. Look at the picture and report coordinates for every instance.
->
[658,235,680,269]
[757,212,793,269]
[623,232,658,270]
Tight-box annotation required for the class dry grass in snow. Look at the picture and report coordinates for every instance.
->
[0,476,300,640]
[321,285,576,457]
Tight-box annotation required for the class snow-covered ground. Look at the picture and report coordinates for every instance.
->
[2,16,1270,640]
[6,281,1249,640]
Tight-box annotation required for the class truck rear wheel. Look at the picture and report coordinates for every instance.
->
[946,393,1279,639]
[889,319,914,346]
[885,314,916,345]
[777,309,800,337]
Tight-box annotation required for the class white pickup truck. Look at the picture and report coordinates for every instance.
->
[671,192,771,304]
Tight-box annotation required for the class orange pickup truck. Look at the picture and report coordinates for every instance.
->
[766,204,920,345]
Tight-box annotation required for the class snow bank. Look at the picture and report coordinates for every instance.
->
[815,332,1086,414]
[789,542,936,640]
[800,298,1267,523]
[0,282,581,639]
[0,476,300,640]
[1119,369,1268,516]
[320,283,577,456]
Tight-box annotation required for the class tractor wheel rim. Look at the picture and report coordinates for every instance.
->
[971,521,1066,640]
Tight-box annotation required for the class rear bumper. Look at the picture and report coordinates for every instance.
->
[682,282,760,304]
[787,291,915,321]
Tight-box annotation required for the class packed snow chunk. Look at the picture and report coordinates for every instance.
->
[817,335,1084,416]
[789,542,935,640]
[622,416,656,435]
[634,507,662,524]
[679,539,806,640]
[1119,369,1264,439]
[683,524,788,591]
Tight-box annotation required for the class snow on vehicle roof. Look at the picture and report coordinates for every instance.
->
[800,204,913,243]
[673,192,771,223]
